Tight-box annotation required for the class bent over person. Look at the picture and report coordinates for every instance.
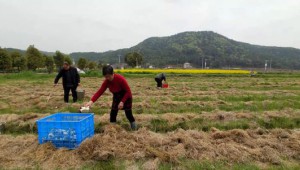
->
[85,65,137,130]
[54,62,80,103]
[155,73,166,88]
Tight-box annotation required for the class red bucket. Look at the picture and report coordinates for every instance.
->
[162,83,169,88]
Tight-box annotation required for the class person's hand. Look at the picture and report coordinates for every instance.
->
[85,101,93,107]
[118,102,124,110]
[78,83,81,87]
[53,83,58,87]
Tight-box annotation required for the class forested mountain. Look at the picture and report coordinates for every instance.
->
[2,31,300,69]
[70,31,300,69]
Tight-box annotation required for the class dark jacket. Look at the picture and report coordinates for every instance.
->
[54,67,80,87]
[155,73,166,81]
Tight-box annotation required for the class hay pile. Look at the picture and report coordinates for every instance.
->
[0,135,83,169]
[0,125,298,169]
[0,113,45,126]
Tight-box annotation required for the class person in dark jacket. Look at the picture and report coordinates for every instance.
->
[54,62,80,103]
[155,73,166,88]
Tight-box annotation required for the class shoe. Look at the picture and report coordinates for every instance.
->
[130,122,137,130]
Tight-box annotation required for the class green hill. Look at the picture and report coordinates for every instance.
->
[70,31,300,69]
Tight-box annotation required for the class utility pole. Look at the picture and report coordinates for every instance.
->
[270,59,272,71]
[265,60,268,72]
[118,54,121,68]
[205,59,207,69]
[202,57,204,69]
[136,57,138,68]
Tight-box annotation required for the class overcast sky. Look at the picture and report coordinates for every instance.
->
[0,0,299,53]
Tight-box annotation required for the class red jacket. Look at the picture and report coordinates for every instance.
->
[91,74,132,103]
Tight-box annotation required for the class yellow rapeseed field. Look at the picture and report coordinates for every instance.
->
[116,69,251,74]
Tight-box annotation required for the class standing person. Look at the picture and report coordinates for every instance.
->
[155,73,166,88]
[85,65,137,130]
[54,62,80,103]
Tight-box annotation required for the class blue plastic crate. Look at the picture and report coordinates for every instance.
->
[36,113,94,149]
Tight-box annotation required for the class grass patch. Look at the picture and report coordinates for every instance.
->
[212,120,250,131]
[231,163,260,170]
[150,119,172,132]
[174,119,250,132]
[173,96,214,101]
[180,160,226,170]
[0,71,53,83]
[94,122,109,133]
[2,122,37,134]
[221,94,268,102]
[218,100,300,112]
[258,117,300,129]
[146,104,213,114]
[81,159,125,170]
[148,118,250,133]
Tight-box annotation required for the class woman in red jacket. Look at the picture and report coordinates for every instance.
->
[85,65,136,130]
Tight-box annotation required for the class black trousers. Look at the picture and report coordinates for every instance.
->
[155,78,163,87]
[110,109,135,123]
[63,86,77,103]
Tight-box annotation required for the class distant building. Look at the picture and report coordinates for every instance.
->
[112,63,128,69]
[145,63,154,69]
[164,65,181,69]
[183,62,193,69]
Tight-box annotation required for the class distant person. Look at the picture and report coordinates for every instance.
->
[85,65,137,130]
[155,73,166,88]
[54,61,80,103]
[250,70,256,77]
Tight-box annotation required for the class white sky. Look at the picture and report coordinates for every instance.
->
[0,0,299,53]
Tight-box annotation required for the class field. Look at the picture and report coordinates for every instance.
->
[0,71,299,169]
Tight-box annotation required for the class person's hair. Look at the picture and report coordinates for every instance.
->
[102,65,114,76]
[63,61,70,66]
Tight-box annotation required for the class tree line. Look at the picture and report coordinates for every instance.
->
[0,45,107,73]
[76,52,143,69]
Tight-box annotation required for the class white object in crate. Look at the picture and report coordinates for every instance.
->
[80,106,90,113]
[46,128,77,141]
